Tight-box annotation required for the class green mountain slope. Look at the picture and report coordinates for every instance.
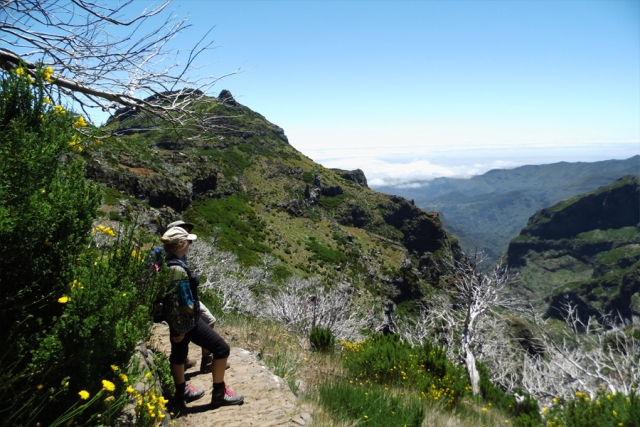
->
[505,175,640,320]
[375,156,640,262]
[85,91,463,309]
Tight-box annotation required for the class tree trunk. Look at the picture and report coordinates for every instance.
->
[466,346,480,395]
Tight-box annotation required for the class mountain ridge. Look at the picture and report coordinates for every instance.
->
[505,175,640,320]
[375,156,640,263]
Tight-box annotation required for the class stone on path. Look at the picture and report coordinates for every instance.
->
[150,323,311,427]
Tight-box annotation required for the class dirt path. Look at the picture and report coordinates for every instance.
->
[150,323,312,427]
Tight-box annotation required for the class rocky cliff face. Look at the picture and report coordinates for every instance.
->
[506,176,640,321]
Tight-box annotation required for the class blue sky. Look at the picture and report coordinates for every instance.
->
[95,1,640,184]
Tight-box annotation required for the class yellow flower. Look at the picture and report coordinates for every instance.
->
[53,105,65,115]
[119,373,128,383]
[363,415,368,419]
[58,296,70,304]
[542,408,547,414]
[37,384,44,390]
[44,97,50,104]
[15,67,25,75]
[584,397,590,402]
[78,390,90,400]
[93,225,116,237]
[122,293,126,297]
[126,386,135,394]
[553,397,558,404]
[111,365,119,371]
[482,407,488,412]
[102,379,115,391]
[575,391,583,398]
[73,116,87,128]
[145,372,152,379]
[104,395,115,403]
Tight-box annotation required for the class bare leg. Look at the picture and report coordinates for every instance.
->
[212,358,227,383]
[171,363,185,385]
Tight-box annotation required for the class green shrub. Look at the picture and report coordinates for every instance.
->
[302,171,314,183]
[318,193,347,210]
[184,194,271,265]
[310,326,335,352]
[305,239,346,264]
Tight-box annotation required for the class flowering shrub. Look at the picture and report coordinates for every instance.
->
[0,67,165,426]
[543,388,640,427]
[341,334,470,408]
[0,65,100,424]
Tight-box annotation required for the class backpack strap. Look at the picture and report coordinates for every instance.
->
[166,258,190,276]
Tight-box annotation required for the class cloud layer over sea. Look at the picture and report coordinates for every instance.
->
[293,143,639,188]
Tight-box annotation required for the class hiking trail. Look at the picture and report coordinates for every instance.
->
[150,323,313,427]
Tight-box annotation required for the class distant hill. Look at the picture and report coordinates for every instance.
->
[506,175,640,320]
[374,156,640,263]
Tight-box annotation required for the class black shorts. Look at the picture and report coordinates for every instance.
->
[169,317,230,364]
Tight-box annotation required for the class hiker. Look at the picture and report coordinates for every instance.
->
[161,226,243,413]
[164,220,221,374]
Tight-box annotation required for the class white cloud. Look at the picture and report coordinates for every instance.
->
[285,121,639,188]
[293,143,639,188]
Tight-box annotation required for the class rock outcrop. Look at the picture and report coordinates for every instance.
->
[331,168,368,187]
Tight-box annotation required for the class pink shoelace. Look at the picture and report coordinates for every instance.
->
[225,387,236,397]
[186,384,199,393]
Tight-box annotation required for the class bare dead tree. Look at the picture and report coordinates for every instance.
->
[522,303,640,404]
[1,0,239,131]
[188,238,381,341]
[260,277,379,341]
[397,253,521,395]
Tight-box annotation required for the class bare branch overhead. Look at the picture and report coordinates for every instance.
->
[1,0,239,128]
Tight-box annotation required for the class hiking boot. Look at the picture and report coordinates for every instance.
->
[184,357,196,370]
[210,386,244,407]
[184,383,205,403]
[200,354,213,373]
